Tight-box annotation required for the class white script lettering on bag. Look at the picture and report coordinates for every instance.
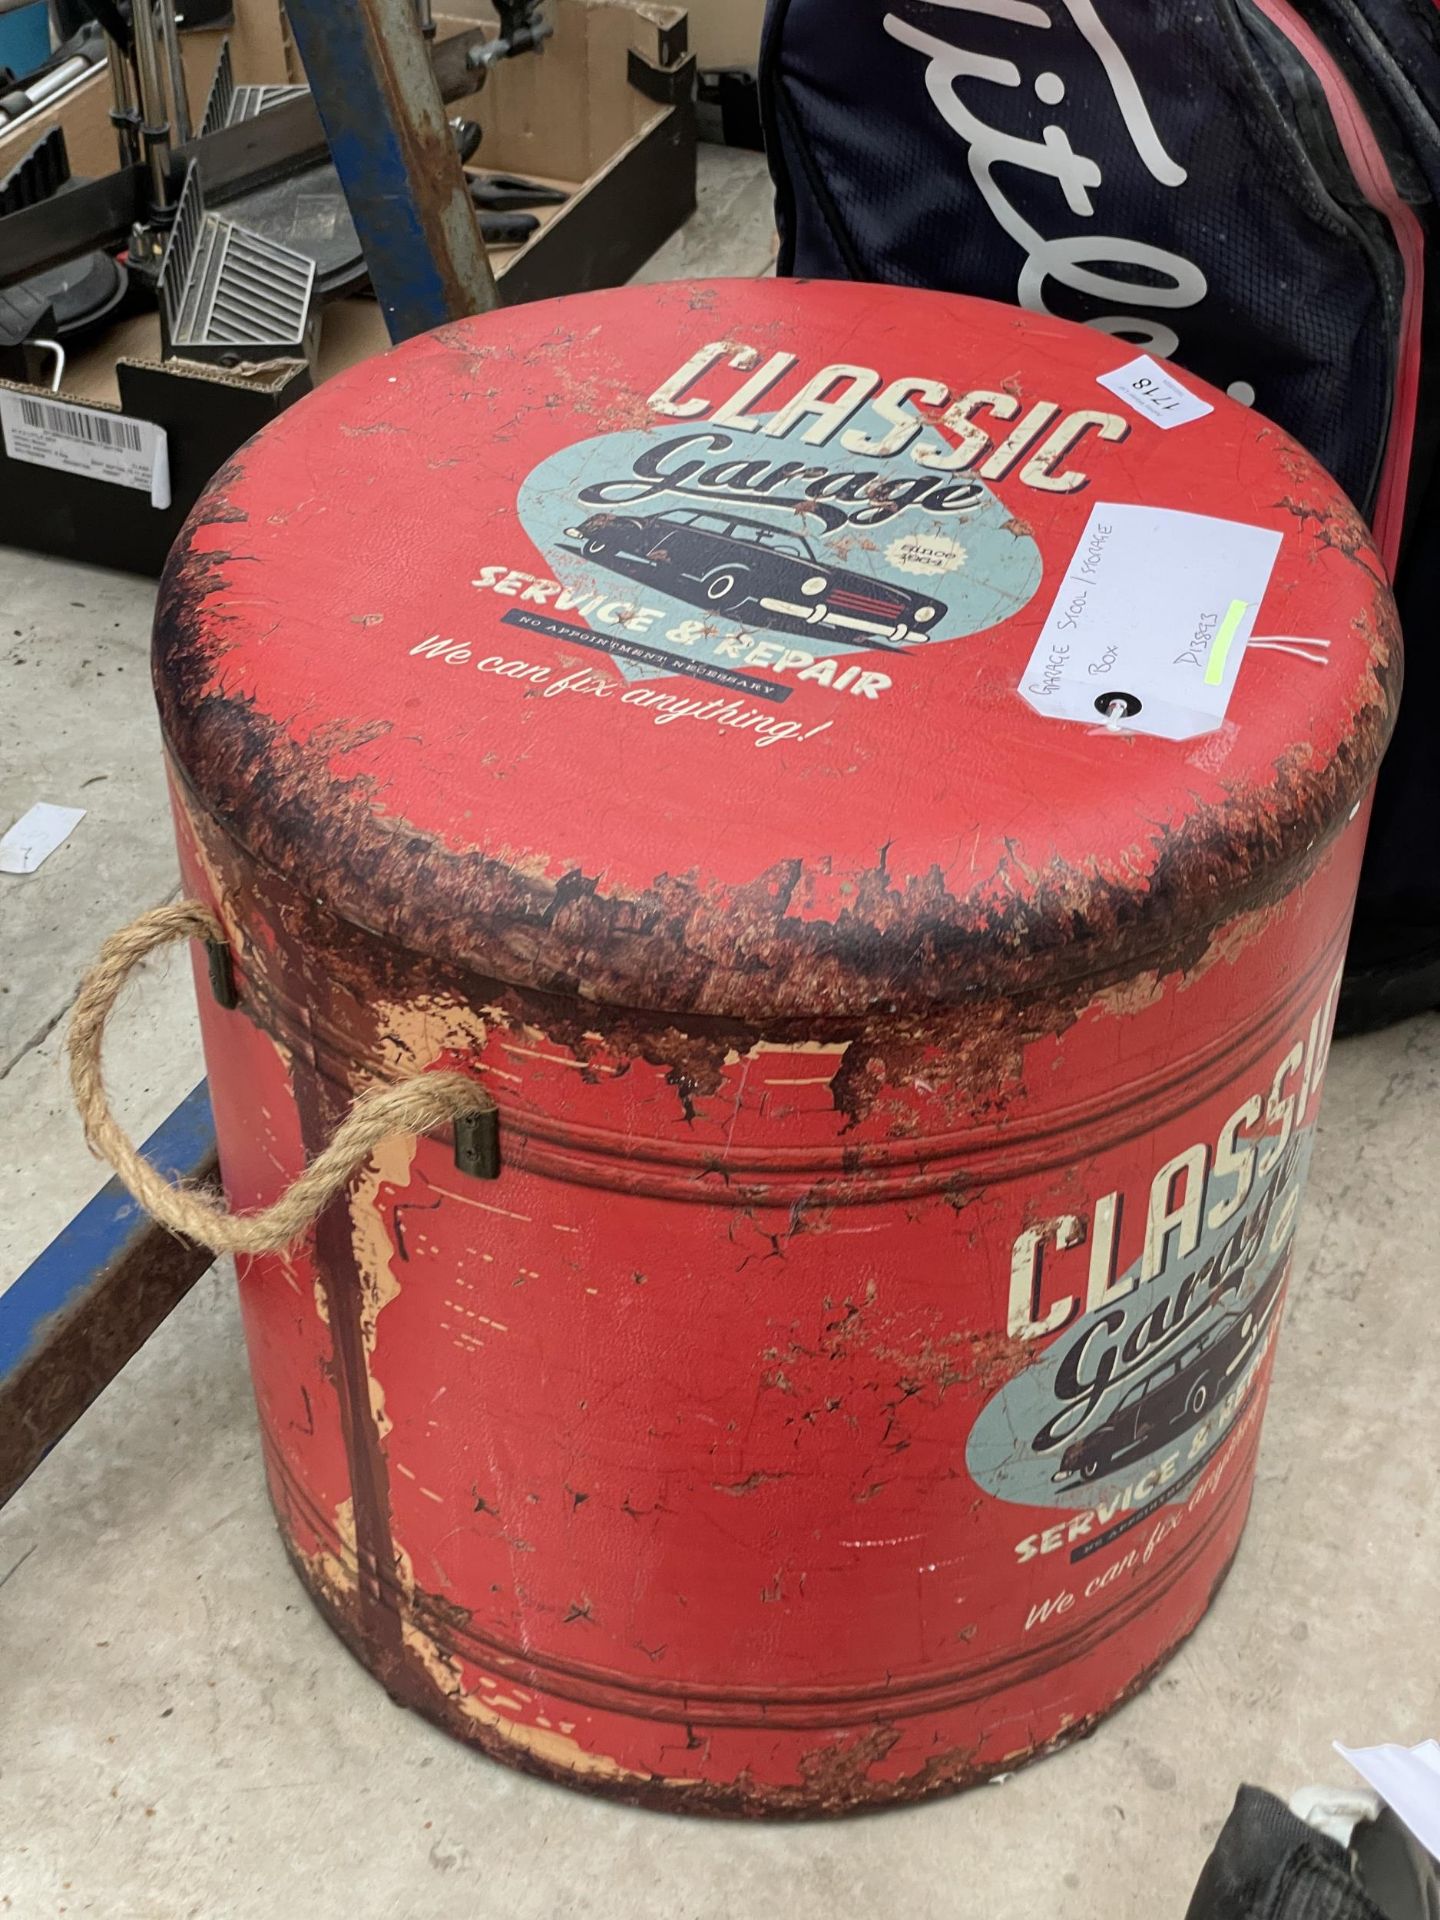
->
[883,0,1208,359]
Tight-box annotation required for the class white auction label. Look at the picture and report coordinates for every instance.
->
[1019,502,1283,741]
[1096,354,1213,430]
[0,391,171,507]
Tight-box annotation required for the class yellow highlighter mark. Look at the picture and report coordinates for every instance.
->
[1204,599,1249,686]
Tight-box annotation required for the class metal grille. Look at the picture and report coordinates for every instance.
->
[158,161,205,347]
[159,163,317,363]
[199,37,309,136]
[230,82,311,123]
[197,36,235,140]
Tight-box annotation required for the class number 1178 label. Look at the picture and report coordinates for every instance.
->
[1096,354,1214,431]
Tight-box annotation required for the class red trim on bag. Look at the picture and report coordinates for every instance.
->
[1251,0,1425,574]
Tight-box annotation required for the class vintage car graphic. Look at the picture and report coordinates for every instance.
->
[563,506,948,647]
[1050,1260,1287,1486]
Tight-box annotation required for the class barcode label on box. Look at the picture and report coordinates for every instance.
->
[16,396,145,450]
[0,391,171,507]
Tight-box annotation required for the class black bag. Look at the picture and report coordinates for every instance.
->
[1185,1785,1440,1920]
[761,0,1440,1028]
[1187,1787,1388,1920]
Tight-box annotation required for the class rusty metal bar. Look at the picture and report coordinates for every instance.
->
[282,0,499,342]
[0,1083,217,1510]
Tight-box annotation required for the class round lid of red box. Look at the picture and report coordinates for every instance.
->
[155,279,1398,1018]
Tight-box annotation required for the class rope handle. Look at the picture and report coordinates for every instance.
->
[67,901,493,1257]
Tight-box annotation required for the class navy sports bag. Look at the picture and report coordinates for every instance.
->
[760,0,1440,1029]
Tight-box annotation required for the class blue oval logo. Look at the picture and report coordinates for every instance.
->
[516,421,1043,683]
[968,1130,1313,1516]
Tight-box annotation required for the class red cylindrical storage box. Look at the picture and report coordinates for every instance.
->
[152,281,1398,1816]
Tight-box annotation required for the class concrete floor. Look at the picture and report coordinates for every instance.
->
[2,147,1437,1919]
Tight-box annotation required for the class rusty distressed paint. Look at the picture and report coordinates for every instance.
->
[152,282,1398,1814]
[152,531,1396,1023]
[271,1469,1253,1818]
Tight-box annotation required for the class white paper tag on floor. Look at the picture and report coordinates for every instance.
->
[1097,354,1213,429]
[1337,1741,1440,1859]
[1018,502,1283,741]
[0,391,171,508]
[0,802,86,874]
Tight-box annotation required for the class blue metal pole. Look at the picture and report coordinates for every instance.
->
[1,1082,218,1508]
[283,0,499,342]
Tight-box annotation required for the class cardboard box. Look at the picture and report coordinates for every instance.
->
[0,0,696,573]
[685,0,765,71]
[442,0,762,70]
[679,0,765,146]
